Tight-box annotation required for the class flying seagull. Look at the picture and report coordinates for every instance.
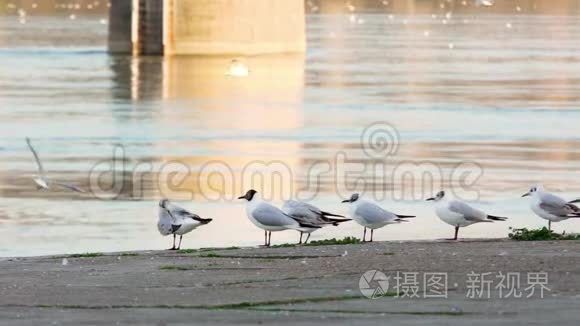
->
[157,199,213,250]
[25,137,86,193]
[342,193,414,242]
[238,189,320,246]
[426,190,507,240]
[282,200,351,244]
[522,185,580,230]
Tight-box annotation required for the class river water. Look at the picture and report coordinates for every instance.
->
[1,1,580,256]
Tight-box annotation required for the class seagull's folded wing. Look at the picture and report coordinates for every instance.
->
[541,192,568,207]
[354,202,394,224]
[172,207,207,222]
[283,201,322,223]
[539,202,577,217]
[165,202,208,223]
[540,193,578,217]
[448,200,487,221]
[253,204,297,228]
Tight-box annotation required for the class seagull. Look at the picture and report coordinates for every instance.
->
[426,190,507,240]
[238,189,320,246]
[341,193,414,242]
[25,137,86,193]
[157,199,213,250]
[522,185,580,230]
[226,59,249,77]
[282,200,351,244]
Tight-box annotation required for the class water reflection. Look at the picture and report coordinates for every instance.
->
[110,55,163,101]
[309,0,580,14]
[3,0,580,15]
[161,54,305,102]
[109,54,306,101]
[105,54,307,201]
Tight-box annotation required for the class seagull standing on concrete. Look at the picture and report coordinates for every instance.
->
[238,189,320,246]
[158,199,213,250]
[282,200,351,244]
[522,185,580,230]
[25,137,86,193]
[341,193,414,242]
[426,191,507,240]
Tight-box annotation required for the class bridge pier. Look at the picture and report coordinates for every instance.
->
[107,0,133,54]
[107,0,306,56]
[137,0,164,55]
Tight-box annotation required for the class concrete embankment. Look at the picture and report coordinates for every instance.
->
[1,239,579,325]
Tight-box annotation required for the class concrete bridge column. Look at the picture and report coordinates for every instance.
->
[107,0,133,54]
[164,0,306,55]
[108,0,306,55]
[137,0,164,55]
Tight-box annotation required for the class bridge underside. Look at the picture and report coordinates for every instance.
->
[108,0,306,56]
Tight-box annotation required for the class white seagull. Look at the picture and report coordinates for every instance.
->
[282,200,351,244]
[25,137,86,193]
[426,191,507,240]
[157,199,213,250]
[226,59,249,77]
[522,185,580,230]
[238,189,320,246]
[341,193,414,242]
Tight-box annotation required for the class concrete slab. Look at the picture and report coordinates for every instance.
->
[1,240,579,325]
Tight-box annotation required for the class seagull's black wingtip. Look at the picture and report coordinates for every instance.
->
[487,215,508,221]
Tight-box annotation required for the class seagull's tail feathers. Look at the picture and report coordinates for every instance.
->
[317,210,350,225]
[325,217,352,226]
[197,217,213,224]
[320,210,346,218]
[394,218,410,223]
[395,214,415,219]
[487,215,508,221]
[188,213,213,224]
[569,199,580,204]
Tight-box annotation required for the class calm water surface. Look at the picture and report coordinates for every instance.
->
[1,3,580,256]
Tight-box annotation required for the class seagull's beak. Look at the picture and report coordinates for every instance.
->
[237,195,245,200]
[341,199,350,203]
[426,197,435,201]
[521,192,530,197]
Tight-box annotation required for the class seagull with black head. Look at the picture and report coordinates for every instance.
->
[238,189,320,246]
[342,193,414,242]
[426,190,507,240]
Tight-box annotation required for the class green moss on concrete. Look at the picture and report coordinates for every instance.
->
[508,227,580,241]
[67,253,104,258]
